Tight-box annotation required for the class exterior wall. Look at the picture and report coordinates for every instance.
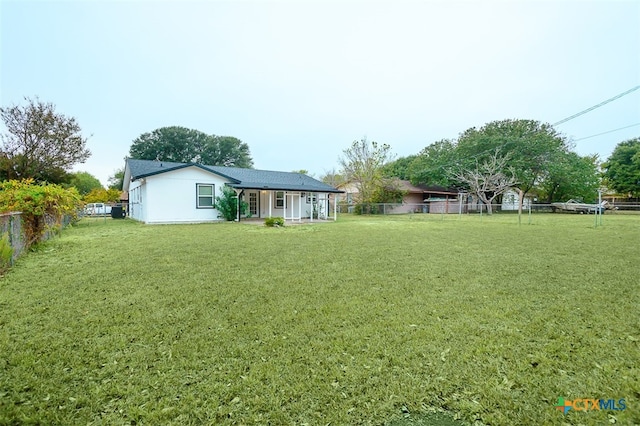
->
[501,189,531,211]
[128,180,145,222]
[390,193,426,214]
[131,167,231,223]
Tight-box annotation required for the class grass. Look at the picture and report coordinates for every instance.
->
[0,213,639,425]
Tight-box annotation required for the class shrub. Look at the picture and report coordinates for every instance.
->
[264,217,285,227]
[354,203,379,215]
[0,179,82,246]
[215,186,248,221]
[0,232,13,274]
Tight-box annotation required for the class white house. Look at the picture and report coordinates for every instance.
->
[123,159,343,224]
[501,188,533,211]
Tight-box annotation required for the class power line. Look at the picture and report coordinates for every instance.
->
[553,85,640,126]
[573,122,640,142]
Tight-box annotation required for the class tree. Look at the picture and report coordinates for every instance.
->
[339,138,395,206]
[129,126,253,167]
[67,171,103,196]
[208,136,253,168]
[407,139,458,187]
[0,97,90,183]
[455,149,519,215]
[320,168,346,187]
[108,167,125,190]
[455,119,569,195]
[292,169,310,175]
[84,188,121,203]
[382,155,417,180]
[538,152,600,202]
[603,138,640,197]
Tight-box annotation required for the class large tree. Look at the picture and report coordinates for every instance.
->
[129,126,253,167]
[455,119,569,195]
[108,167,125,190]
[539,152,600,202]
[382,154,417,180]
[67,171,103,196]
[407,139,458,187]
[455,149,519,215]
[0,97,90,183]
[339,138,395,206]
[603,138,640,197]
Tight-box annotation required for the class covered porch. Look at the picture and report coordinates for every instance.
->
[233,188,340,222]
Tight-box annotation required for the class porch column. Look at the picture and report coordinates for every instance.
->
[268,190,272,218]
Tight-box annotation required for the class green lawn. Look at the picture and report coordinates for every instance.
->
[1,214,638,425]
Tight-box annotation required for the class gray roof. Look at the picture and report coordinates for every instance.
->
[126,158,342,193]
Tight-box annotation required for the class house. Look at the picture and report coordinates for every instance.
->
[336,179,460,214]
[500,188,533,211]
[397,180,460,214]
[123,159,342,224]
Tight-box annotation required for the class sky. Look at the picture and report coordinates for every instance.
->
[1,0,639,186]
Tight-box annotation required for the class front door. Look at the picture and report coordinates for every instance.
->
[248,191,258,217]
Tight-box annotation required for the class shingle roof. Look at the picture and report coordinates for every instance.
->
[126,159,342,193]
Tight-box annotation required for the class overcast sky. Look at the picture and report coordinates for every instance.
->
[1,0,639,186]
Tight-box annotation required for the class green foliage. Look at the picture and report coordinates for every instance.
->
[0,97,90,183]
[371,179,406,203]
[0,179,81,246]
[539,152,600,202]
[215,186,247,221]
[603,137,640,197]
[129,126,253,168]
[0,232,13,274]
[454,119,569,194]
[107,167,125,190]
[67,171,103,196]
[264,216,285,227]
[339,137,395,204]
[84,188,121,203]
[407,139,458,187]
[382,155,418,180]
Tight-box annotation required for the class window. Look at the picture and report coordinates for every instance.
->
[197,184,215,208]
[275,191,285,208]
[306,192,317,204]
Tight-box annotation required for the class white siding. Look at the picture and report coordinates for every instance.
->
[134,166,231,224]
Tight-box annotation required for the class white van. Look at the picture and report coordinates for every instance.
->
[84,203,112,216]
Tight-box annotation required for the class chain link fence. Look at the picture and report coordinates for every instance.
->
[1,212,26,265]
[337,202,640,218]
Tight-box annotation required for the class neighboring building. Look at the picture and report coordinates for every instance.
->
[335,179,459,214]
[501,188,533,211]
[123,159,342,224]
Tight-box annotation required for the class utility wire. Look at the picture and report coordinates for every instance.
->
[573,122,640,142]
[553,85,640,126]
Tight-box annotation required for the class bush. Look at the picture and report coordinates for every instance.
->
[0,179,82,246]
[264,217,285,227]
[215,186,248,221]
[0,232,13,274]
[354,203,379,215]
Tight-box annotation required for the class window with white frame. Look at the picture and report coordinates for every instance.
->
[275,191,285,208]
[306,192,317,204]
[197,184,215,208]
